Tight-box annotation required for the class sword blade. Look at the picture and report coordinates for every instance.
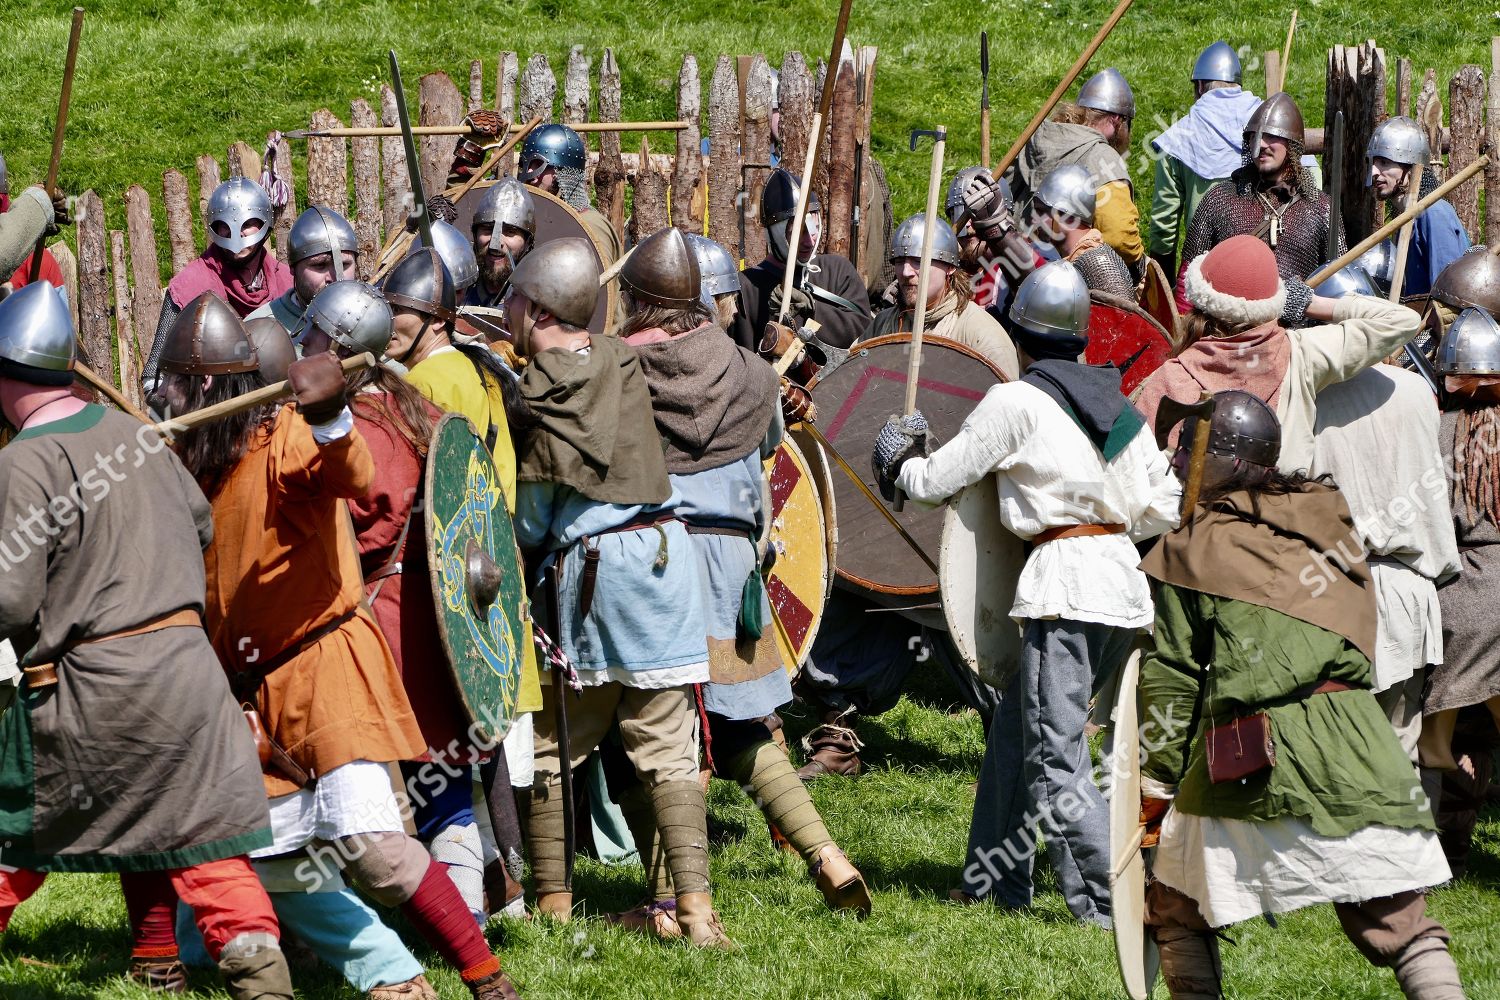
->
[388,49,434,252]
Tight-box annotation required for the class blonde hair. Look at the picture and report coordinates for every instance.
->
[1050,102,1131,156]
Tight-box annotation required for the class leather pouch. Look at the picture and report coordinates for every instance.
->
[1205,712,1276,784]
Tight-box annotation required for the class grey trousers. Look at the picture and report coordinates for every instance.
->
[957,617,1132,926]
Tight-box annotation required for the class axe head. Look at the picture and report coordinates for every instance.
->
[910,127,947,151]
[1154,393,1216,451]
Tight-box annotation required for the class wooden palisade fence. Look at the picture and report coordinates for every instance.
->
[64,45,888,409]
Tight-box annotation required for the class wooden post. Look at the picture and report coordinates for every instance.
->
[380,84,408,236]
[51,241,80,332]
[628,135,668,243]
[268,132,294,254]
[418,73,463,201]
[125,185,164,361]
[813,58,831,211]
[1416,70,1444,182]
[195,155,221,227]
[468,59,485,114]
[595,48,626,239]
[109,229,138,406]
[1396,58,1414,118]
[75,190,110,377]
[856,46,886,290]
[351,98,382,279]
[307,108,349,211]
[564,46,590,125]
[741,55,773,266]
[826,40,858,258]
[519,53,557,125]
[162,169,196,273]
[779,52,814,180]
[707,54,741,254]
[496,51,519,175]
[672,54,702,233]
[1489,39,1500,243]
[1325,41,1386,244]
[1449,65,1486,237]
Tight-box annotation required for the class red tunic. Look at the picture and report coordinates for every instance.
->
[6,246,63,291]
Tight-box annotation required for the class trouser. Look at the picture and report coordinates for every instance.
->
[527,680,701,897]
[1377,670,1426,762]
[402,759,486,920]
[957,617,1131,926]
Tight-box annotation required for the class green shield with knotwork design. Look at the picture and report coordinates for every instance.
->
[425,412,525,745]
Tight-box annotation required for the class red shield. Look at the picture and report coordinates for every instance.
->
[1085,292,1174,395]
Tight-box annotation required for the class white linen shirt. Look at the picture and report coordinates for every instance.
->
[896,380,1180,629]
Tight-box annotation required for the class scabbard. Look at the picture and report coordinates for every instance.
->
[479,750,525,880]
[544,563,575,890]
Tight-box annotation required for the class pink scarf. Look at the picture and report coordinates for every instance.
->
[1133,321,1291,449]
[167,245,292,317]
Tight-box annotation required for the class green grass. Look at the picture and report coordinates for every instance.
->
[3,664,1499,998]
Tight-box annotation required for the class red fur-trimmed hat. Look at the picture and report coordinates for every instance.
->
[1184,235,1286,326]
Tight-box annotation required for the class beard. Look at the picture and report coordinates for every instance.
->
[479,252,513,293]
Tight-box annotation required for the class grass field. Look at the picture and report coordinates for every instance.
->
[2,665,1499,999]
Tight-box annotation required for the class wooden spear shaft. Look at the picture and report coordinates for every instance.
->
[29,7,85,284]
[286,120,688,139]
[151,353,376,437]
[1278,9,1299,93]
[1309,155,1489,288]
[77,362,150,424]
[1387,175,1422,302]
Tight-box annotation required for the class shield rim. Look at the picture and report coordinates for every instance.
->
[1109,648,1159,999]
[788,423,838,596]
[806,332,1007,596]
[938,474,1026,688]
[423,411,525,746]
[454,182,619,335]
[763,434,831,678]
[1137,256,1181,346]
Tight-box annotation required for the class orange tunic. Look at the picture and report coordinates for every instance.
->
[201,404,426,797]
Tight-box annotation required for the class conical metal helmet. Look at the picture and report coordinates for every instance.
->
[619,227,702,310]
[415,219,479,293]
[288,206,359,270]
[1192,41,1242,84]
[1432,247,1500,316]
[1035,165,1097,226]
[1435,307,1500,377]
[1009,260,1090,339]
[1308,261,1377,299]
[0,281,77,382]
[207,177,272,254]
[509,237,600,328]
[1076,67,1135,119]
[244,316,298,383]
[889,214,961,267]
[945,166,1011,224]
[761,168,821,227]
[684,233,741,305]
[303,280,394,358]
[1243,92,1305,147]
[160,293,259,376]
[1367,115,1429,167]
[381,247,457,321]
[473,176,536,236]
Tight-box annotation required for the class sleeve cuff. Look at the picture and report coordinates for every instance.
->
[1141,775,1178,800]
[309,407,355,443]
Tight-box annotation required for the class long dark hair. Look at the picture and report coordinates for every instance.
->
[453,340,537,435]
[168,370,277,498]
[348,363,438,455]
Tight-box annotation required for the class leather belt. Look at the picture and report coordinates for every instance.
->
[231,607,360,702]
[685,524,755,541]
[578,513,679,619]
[1031,523,1127,545]
[23,608,203,690]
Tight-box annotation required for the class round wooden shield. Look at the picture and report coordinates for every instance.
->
[1087,292,1175,396]
[1108,648,1160,999]
[452,183,618,336]
[939,475,1026,689]
[763,435,830,677]
[424,413,526,745]
[806,334,1006,597]
[789,423,838,582]
[1137,256,1181,345]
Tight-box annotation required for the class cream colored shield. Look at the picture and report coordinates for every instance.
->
[763,434,832,677]
[938,476,1025,689]
[1109,648,1159,1000]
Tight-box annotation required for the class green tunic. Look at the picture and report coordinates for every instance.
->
[1141,582,1432,838]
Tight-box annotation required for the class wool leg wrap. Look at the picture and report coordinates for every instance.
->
[521,781,570,896]
[1392,937,1467,1000]
[0,868,47,933]
[619,782,673,901]
[733,740,834,864]
[652,780,712,898]
[217,934,293,1000]
[1153,926,1223,999]
[429,821,486,920]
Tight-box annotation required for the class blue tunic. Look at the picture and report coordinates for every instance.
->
[514,482,708,689]
[1404,199,1470,297]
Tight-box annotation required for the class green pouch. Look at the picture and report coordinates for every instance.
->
[738,568,765,641]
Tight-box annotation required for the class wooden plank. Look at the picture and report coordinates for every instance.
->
[1326,42,1386,244]
[1396,58,1413,117]
[110,230,138,407]
[269,132,294,255]
[51,241,80,333]
[351,98,382,280]
[564,46,590,124]
[125,185,164,363]
[1416,70,1444,182]
[857,46,887,290]
[520,53,557,125]
[380,84,408,237]
[813,59,831,213]
[75,190,110,377]
[307,108,349,212]
[826,40,858,259]
[196,155,221,226]
[779,52,814,181]
[707,54,741,254]
[671,53,702,233]
[162,168,196,273]
[1448,65,1486,237]
[469,59,485,114]
[741,55,773,266]
[628,134,668,244]
[496,51,519,175]
[1489,38,1500,243]
[227,141,260,182]
[595,48,627,238]
[418,73,463,199]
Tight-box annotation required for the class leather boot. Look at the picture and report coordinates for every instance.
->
[467,969,522,999]
[796,716,864,781]
[217,937,294,1000]
[369,974,440,1000]
[483,861,526,919]
[674,892,735,950]
[128,957,188,993]
[535,892,572,922]
[810,845,872,917]
[606,898,683,940]
[1153,926,1223,999]
[1392,937,1467,999]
